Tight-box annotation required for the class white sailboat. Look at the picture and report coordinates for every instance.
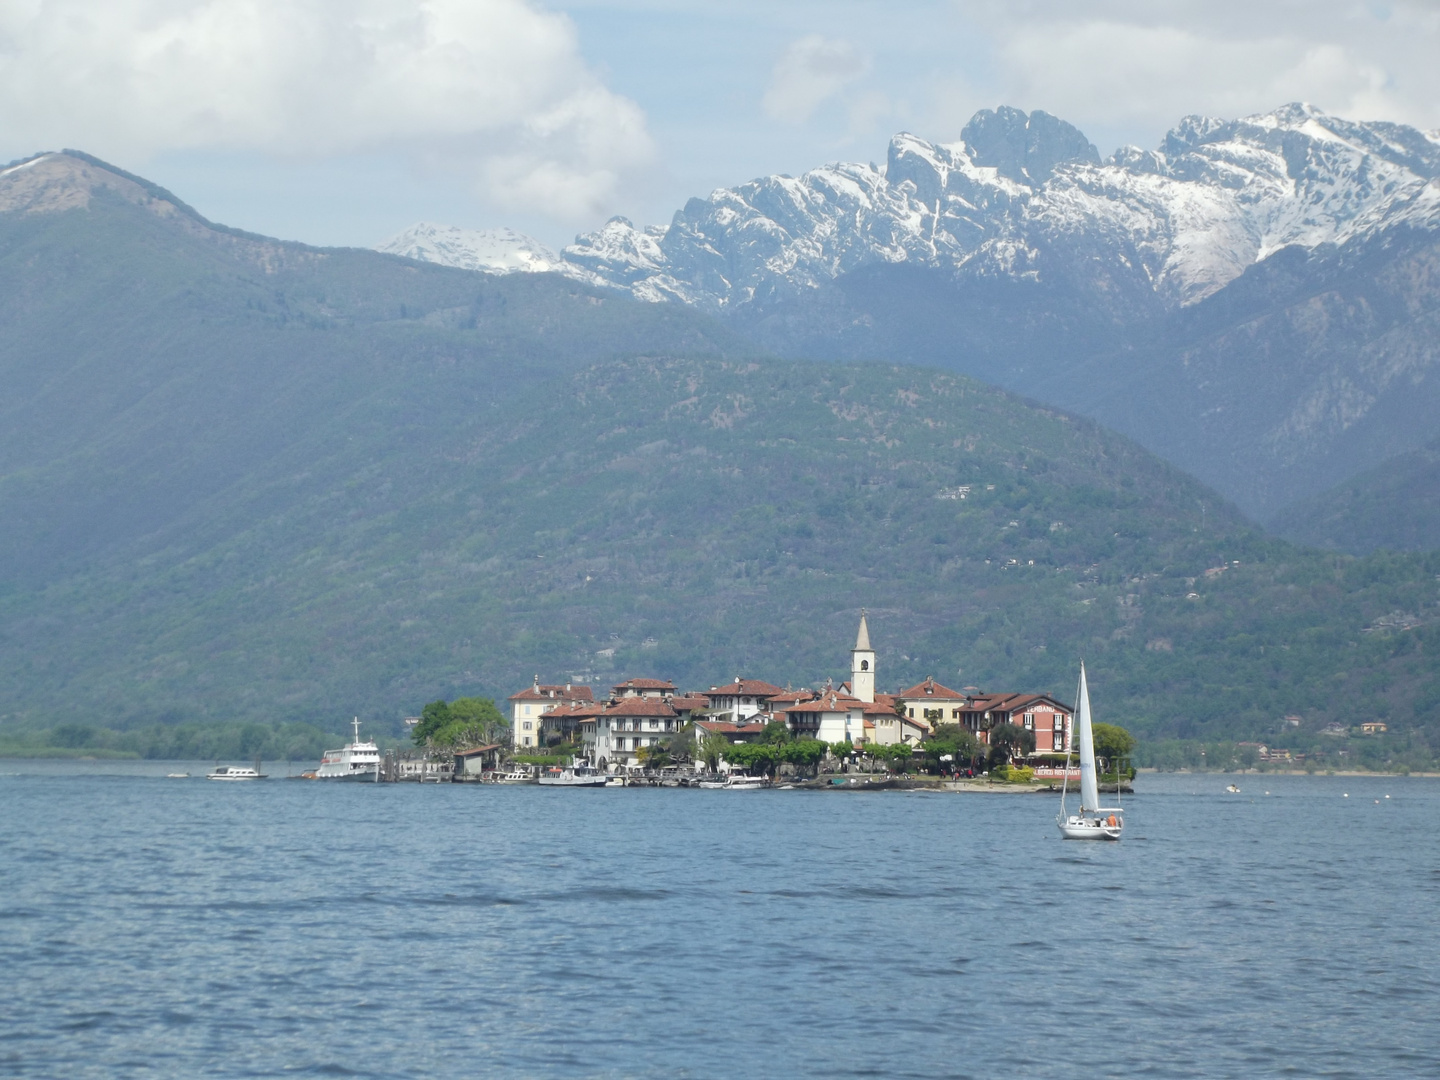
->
[1057,662,1124,841]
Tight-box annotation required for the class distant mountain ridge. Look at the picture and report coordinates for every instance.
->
[380,103,1440,524]
[388,103,1440,313]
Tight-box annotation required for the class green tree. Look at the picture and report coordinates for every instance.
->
[668,722,696,764]
[1092,722,1136,764]
[412,700,453,746]
[870,742,915,773]
[759,720,792,744]
[922,724,981,773]
[442,696,509,747]
[725,742,778,775]
[988,723,1036,768]
[637,740,673,770]
[700,731,730,772]
[779,738,827,776]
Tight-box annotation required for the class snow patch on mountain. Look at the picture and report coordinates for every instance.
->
[383,104,1440,313]
[377,223,594,280]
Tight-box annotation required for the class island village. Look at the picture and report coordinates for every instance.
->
[401,613,1090,788]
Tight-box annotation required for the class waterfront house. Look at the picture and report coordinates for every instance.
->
[703,679,785,723]
[508,679,595,749]
[896,678,969,729]
[950,692,1071,751]
[780,691,894,744]
[583,696,682,768]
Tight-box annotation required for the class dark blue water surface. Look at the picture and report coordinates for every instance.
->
[2,763,1437,1078]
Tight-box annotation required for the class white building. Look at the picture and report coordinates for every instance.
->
[507,679,595,749]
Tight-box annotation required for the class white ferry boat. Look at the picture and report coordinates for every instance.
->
[315,718,381,782]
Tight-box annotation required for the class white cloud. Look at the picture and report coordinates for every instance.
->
[0,0,654,220]
[943,0,1440,147]
[762,35,870,124]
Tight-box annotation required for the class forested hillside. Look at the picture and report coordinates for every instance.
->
[2,152,1437,768]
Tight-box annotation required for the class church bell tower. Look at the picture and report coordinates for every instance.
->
[851,610,875,704]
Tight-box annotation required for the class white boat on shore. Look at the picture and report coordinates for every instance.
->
[537,762,608,787]
[315,718,381,782]
[1057,662,1123,841]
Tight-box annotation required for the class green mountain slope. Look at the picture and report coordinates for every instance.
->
[4,351,1438,761]
[2,152,1437,765]
[1270,437,1440,555]
[0,152,742,586]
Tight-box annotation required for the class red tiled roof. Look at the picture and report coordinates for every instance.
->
[612,677,676,691]
[669,694,710,711]
[897,677,966,701]
[509,684,594,702]
[786,693,868,714]
[602,698,679,718]
[768,690,815,706]
[542,702,606,719]
[705,679,785,698]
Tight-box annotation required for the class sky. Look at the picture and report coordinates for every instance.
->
[2,0,1438,252]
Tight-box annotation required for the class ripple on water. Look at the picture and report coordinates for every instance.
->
[2,769,1439,1078]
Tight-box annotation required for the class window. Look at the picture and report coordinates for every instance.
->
[1023,713,1034,729]
[860,660,869,671]
[524,705,531,715]
[908,707,915,718]
[523,721,532,730]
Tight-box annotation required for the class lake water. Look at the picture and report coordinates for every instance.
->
[2,763,1437,1078]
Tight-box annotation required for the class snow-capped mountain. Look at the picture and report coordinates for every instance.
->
[560,103,1440,311]
[384,104,1440,316]
[376,223,582,277]
[377,104,1440,521]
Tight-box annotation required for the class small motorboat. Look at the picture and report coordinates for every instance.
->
[491,768,536,784]
[207,765,266,781]
[166,772,190,779]
[699,774,770,790]
[1226,783,1240,793]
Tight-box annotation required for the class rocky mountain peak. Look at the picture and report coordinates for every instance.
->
[384,103,1440,315]
[960,106,1100,184]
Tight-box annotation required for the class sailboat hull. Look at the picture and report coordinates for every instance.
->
[1058,816,1122,841]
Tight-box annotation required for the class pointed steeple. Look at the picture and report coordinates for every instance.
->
[850,610,875,704]
[854,610,871,652]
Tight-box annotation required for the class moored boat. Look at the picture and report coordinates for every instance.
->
[207,764,266,781]
[537,761,608,787]
[315,718,381,782]
[699,774,770,790]
[491,768,536,784]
